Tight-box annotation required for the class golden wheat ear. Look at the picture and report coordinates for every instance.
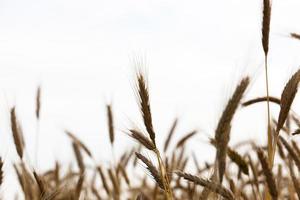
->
[175,171,235,200]
[227,148,249,175]
[10,107,25,160]
[262,0,271,57]
[129,129,155,151]
[135,152,164,190]
[106,104,115,146]
[135,68,156,146]
[276,69,300,133]
[214,77,250,183]
[36,86,41,120]
[256,148,278,200]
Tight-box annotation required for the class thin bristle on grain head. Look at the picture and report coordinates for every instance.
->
[176,130,197,148]
[262,0,271,56]
[277,69,300,133]
[106,104,115,145]
[256,148,278,200]
[214,76,249,183]
[175,171,234,200]
[36,85,41,119]
[242,96,280,107]
[135,152,164,189]
[10,107,25,159]
[129,129,155,151]
[163,118,178,153]
[134,66,156,146]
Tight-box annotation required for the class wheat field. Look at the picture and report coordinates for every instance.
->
[2,0,300,199]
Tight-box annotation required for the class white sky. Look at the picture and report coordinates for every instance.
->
[1,0,300,197]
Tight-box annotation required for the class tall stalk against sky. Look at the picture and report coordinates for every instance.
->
[261,0,272,166]
[261,0,272,199]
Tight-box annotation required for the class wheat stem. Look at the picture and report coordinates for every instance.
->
[264,55,274,200]
[264,57,273,164]
[154,149,173,200]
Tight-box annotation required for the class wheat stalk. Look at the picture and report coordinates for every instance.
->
[133,64,173,199]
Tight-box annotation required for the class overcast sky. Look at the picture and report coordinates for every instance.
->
[1,0,300,197]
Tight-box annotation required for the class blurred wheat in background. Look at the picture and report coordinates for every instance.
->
[1,0,300,199]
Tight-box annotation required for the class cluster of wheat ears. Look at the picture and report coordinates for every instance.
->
[3,0,300,199]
